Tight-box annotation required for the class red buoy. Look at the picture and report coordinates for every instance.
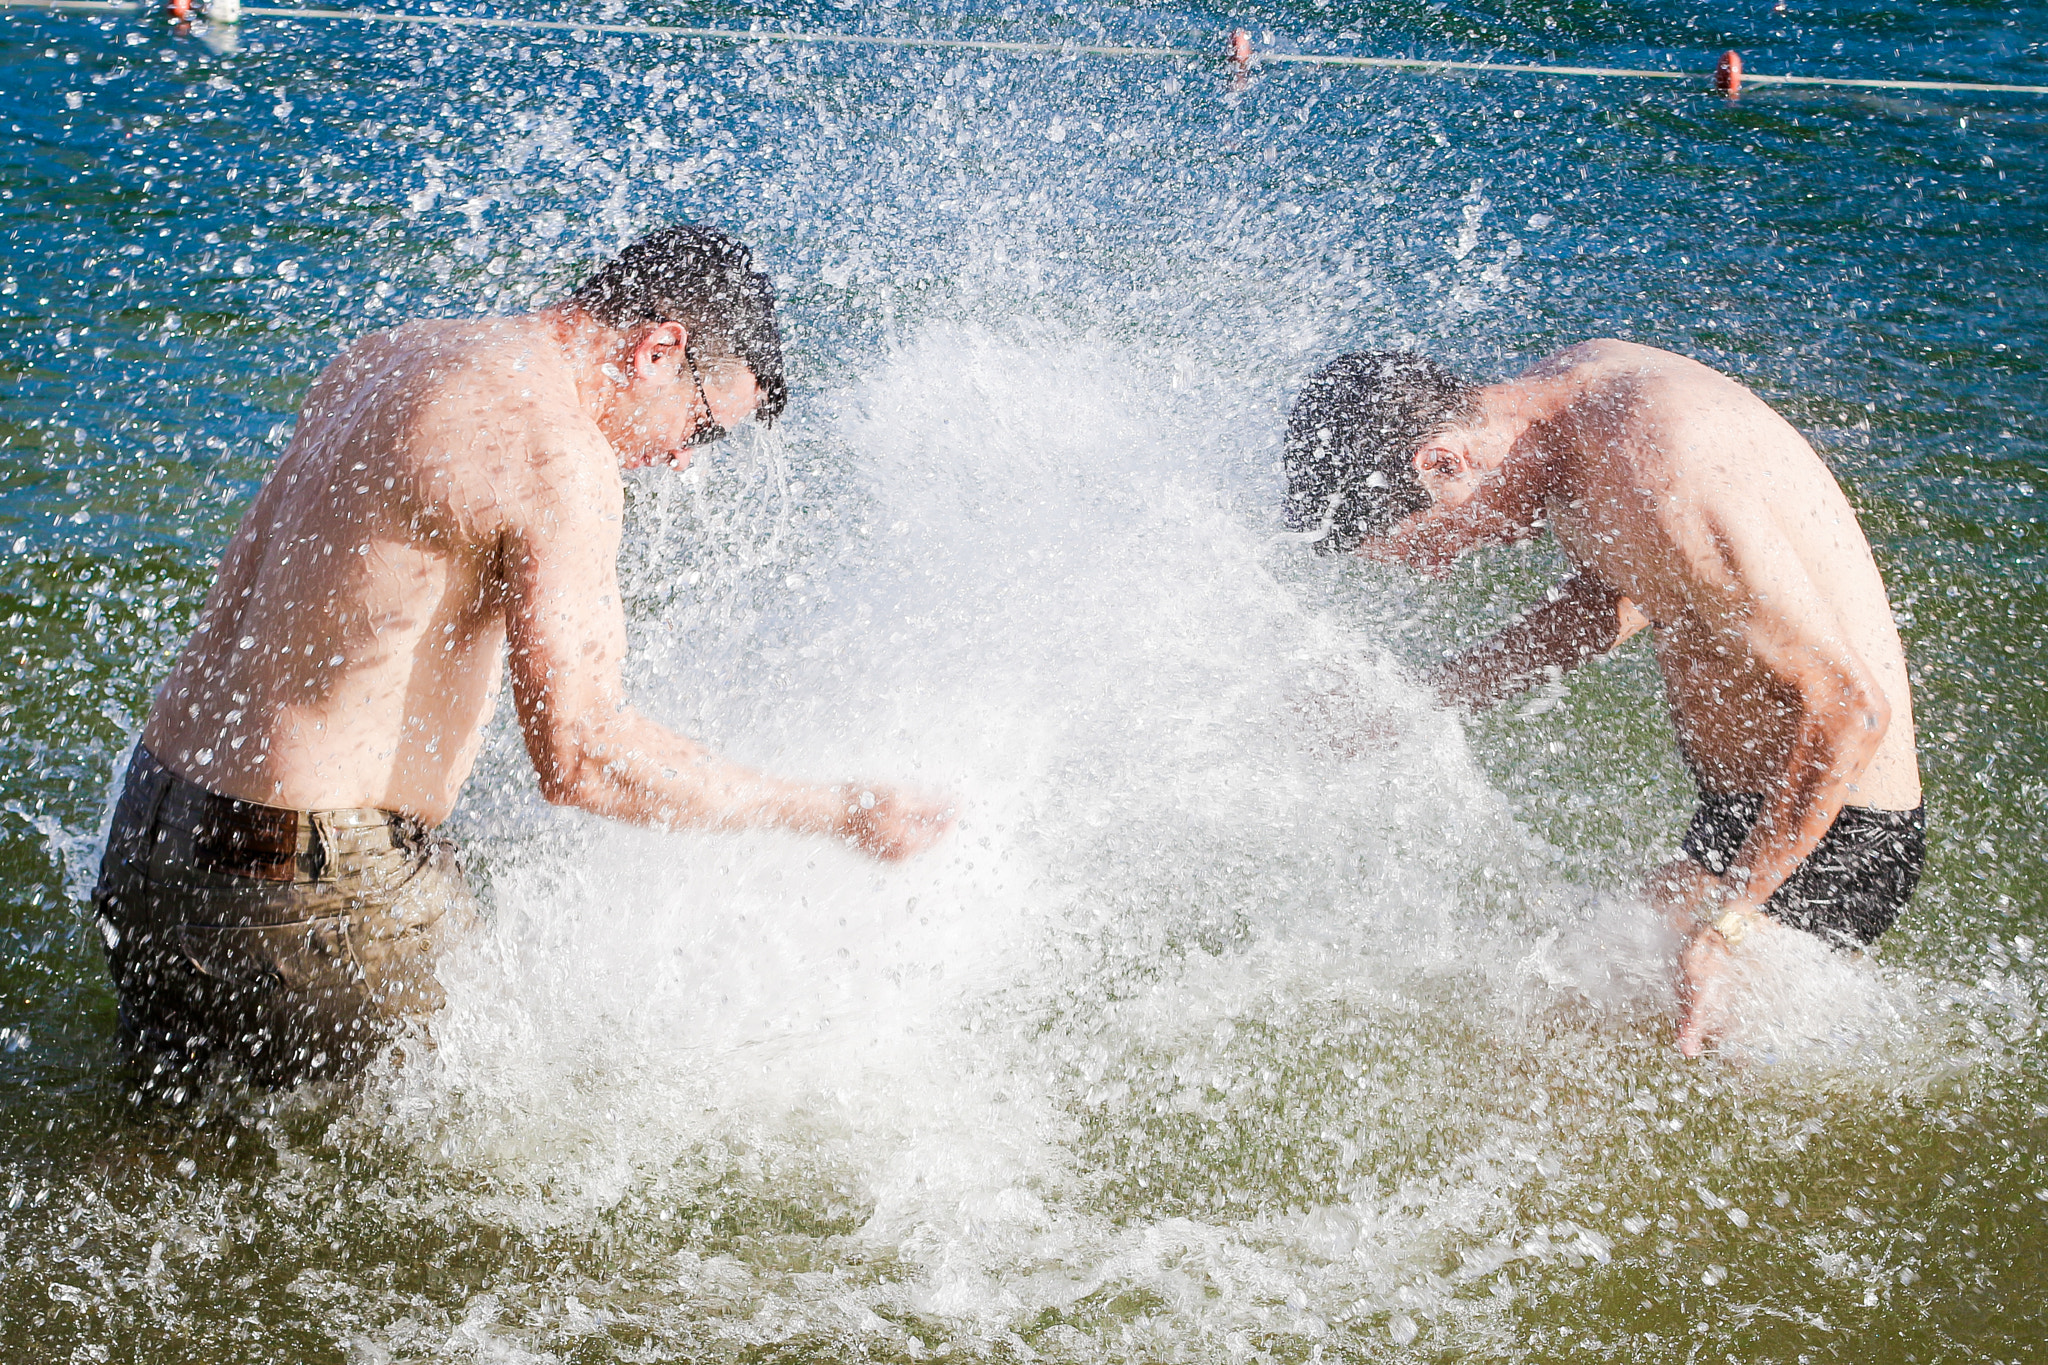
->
[1714,50,1743,95]
[166,0,193,17]
[1228,27,1253,88]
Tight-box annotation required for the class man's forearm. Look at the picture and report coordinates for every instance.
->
[1428,579,1640,711]
[1427,617,1574,711]
[1722,690,1889,909]
[538,711,843,837]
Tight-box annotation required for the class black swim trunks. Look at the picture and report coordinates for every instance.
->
[1681,793,1926,947]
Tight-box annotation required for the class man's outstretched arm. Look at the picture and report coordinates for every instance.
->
[1427,575,1649,711]
[499,442,951,861]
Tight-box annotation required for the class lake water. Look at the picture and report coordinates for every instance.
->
[1,1,2043,1360]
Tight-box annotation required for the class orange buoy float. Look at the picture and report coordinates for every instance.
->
[1228,27,1253,88]
[1714,49,1743,95]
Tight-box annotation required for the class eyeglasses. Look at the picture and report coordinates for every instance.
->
[683,346,729,449]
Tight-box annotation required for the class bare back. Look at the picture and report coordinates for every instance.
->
[142,317,614,822]
[1535,341,1921,810]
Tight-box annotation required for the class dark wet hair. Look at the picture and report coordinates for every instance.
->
[1283,351,1480,552]
[566,224,787,424]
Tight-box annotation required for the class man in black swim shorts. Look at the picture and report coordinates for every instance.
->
[1285,342,1926,1054]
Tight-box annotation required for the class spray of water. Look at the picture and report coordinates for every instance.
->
[7,20,2022,1361]
[268,325,1948,1359]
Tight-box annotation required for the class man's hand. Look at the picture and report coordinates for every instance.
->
[1674,923,1741,1058]
[1289,682,1405,759]
[831,783,956,862]
[1644,859,1776,1057]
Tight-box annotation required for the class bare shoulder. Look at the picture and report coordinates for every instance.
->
[1536,342,1787,445]
[506,416,622,519]
[1521,338,1718,384]
[480,384,621,538]
[1518,337,1643,377]
[302,317,618,543]
[401,321,609,480]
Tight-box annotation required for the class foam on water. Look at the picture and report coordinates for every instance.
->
[1522,891,1944,1073]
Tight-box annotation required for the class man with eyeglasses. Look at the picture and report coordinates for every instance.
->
[93,225,953,1088]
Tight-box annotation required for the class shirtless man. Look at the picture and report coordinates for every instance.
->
[1284,342,1925,1055]
[93,225,951,1086]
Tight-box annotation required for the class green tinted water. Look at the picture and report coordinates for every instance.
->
[1,2,2043,1360]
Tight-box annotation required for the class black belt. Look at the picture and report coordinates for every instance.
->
[139,748,408,883]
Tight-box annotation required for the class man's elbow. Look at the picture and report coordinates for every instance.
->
[1856,688,1892,755]
[536,762,596,809]
[528,726,611,810]
[1851,675,1890,736]
[1823,678,1891,762]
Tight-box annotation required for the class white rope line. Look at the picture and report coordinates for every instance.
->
[1258,51,2048,95]
[7,0,2046,97]
[253,5,1213,60]
[6,0,1214,56]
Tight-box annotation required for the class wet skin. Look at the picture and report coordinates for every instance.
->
[142,307,952,861]
[1374,340,1921,1055]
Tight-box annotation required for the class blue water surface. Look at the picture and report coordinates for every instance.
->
[1,1,2044,1359]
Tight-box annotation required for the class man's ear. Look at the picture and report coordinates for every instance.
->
[629,321,690,383]
[1411,437,1485,511]
[1411,441,1472,483]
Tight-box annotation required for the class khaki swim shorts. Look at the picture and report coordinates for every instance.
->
[91,746,482,1086]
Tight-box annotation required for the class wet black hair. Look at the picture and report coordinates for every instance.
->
[1282,350,1480,552]
[565,224,787,424]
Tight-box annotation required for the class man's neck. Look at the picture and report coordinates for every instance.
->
[1472,380,1570,522]
[540,305,630,427]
